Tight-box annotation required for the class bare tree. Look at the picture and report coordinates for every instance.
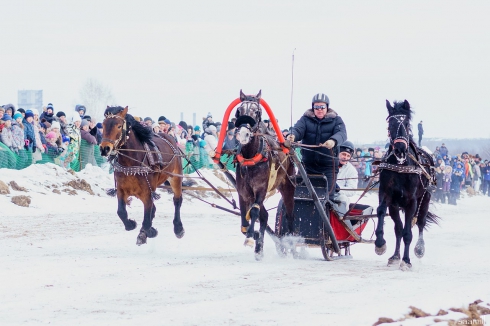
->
[79,78,115,122]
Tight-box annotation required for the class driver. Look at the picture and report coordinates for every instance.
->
[287,93,347,200]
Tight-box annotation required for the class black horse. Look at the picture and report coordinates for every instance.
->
[234,90,295,260]
[100,106,185,245]
[374,100,440,270]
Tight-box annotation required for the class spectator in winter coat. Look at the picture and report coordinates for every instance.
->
[336,141,358,202]
[482,162,490,197]
[55,111,69,137]
[434,166,445,203]
[3,103,15,118]
[449,163,464,205]
[0,106,4,121]
[45,131,64,157]
[472,159,481,192]
[40,103,56,124]
[222,129,238,151]
[23,111,37,153]
[287,93,347,200]
[202,124,218,158]
[439,143,448,157]
[202,113,214,131]
[0,114,17,153]
[11,114,25,152]
[80,120,97,144]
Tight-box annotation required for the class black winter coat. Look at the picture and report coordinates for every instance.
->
[291,108,347,174]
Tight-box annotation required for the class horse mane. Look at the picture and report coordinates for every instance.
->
[392,101,413,121]
[104,106,154,144]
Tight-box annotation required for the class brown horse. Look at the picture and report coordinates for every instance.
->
[100,106,185,245]
[234,90,295,260]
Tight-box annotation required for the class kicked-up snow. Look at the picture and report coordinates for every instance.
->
[0,164,489,325]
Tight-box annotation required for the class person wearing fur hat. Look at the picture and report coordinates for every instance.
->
[3,103,15,118]
[40,103,56,124]
[287,93,347,200]
[202,113,214,131]
[75,104,86,119]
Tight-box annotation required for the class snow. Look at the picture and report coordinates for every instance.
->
[1,164,489,325]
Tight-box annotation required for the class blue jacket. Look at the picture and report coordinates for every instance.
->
[23,119,37,150]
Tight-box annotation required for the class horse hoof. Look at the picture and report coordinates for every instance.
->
[244,238,254,247]
[399,261,412,271]
[136,231,147,246]
[125,219,137,231]
[175,228,185,239]
[387,257,400,267]
[255,251,264,261]
[375,244,387,255]
[414,240,425,258]
[147,227,158,238]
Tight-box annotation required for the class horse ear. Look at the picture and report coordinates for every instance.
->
[403,100,410,110]
[386,100,394,114]
[240,89,246,102]
[256,90,262,100]
[121,106,128,117]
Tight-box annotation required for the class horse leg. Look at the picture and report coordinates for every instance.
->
[387,206,402,266]
[172,195,185,238]
[244,202,260,248]
[169,176,185,238]
[400,200,417,270]
[414,194,430,258]
[254,205,268,261]
[117,190,137,231]
[136,196,158,246]
[375,198,388,255]
[238,195,249,235]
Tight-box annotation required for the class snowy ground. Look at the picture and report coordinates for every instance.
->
[1,164,489,325]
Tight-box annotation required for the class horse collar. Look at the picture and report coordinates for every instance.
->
[235,137,269,166]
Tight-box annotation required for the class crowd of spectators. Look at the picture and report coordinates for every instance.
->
[0,103,101,169]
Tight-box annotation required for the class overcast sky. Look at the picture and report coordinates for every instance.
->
[1,0,489,143]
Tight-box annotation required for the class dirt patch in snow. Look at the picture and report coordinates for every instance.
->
[64,179,94,195]
[0,180,10,194]
[11,195,31,207]
[9,181,27,192]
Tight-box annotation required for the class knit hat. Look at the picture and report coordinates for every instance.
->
[62,135,70,143]
[164,119,171,125]
[46,103,54,111]
[72,114,81,123]
[56,111,66,118]
[144,117,153,122]
[158,116,167,123]
[80,119,90,128]
[194,125,200,131]
[96,122,103,129]
[1,114,12,121]
[13,113,23,120]
[152,122,159,129]
[50,121,61,129]
[17,108,25,114]
[25,111,34,119]
[206,112,212,118]
[178,121,188,131]
[46,131,57,139]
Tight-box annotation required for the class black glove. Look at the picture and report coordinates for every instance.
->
[32,147,36,153]
[89,127,97,136]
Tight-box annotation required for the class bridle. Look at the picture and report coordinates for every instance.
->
[101,113,128,155]
[386,114,410,164]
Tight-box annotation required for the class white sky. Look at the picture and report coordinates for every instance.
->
[1,0,490,143]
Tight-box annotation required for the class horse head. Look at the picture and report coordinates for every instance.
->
[100,106,129,157]
[235,90,262,145]
[386,100,412,163]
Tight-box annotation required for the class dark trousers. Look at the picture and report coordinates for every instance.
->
[305,166,337,200]
[483,180,490,196]
[418,134,423,147]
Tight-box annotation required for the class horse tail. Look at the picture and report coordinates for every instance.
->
[424,211,441,229]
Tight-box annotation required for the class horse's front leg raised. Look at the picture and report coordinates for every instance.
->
[400,200,418,270]
[136,197,158,246]
[375,198,388,255]
[238,195,249,235]
[117,189,137,231]
[244,203,260,248]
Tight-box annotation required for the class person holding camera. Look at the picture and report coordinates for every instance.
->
[287,93,347,200]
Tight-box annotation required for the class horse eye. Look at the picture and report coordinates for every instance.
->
[118,125,122,129]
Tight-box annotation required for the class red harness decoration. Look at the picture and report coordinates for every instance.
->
[235,153,268,166]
